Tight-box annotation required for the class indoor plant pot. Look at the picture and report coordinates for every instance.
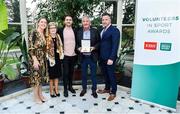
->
[73,63,81,80]
[21,75,30,88]
[0,75,5,96]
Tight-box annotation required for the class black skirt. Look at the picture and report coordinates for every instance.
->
[48,59,62,79]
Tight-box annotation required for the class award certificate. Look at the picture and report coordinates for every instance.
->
[81,39,90,52]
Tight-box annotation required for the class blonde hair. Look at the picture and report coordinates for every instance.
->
[36,17,47,29]
[35,17,48,37]
[48,22,57,28]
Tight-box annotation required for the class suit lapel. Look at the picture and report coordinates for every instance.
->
[102,25,112,40]
[80,28,83,40]
[90,28,93,44]
[101,29,106,39]
[89,28,94,46]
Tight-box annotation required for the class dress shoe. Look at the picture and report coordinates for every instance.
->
[64,90,68,97]
[80,89,87,97]
[68,88,76,93]
[107,94,116,101]
[91,92,98,98]
[97,89,110,94]
[50,94,56,98]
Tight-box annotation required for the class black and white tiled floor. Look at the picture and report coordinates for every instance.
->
[0,85,179,114]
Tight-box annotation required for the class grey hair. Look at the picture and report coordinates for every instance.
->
[48,22,58,28]
[81,15,91,23]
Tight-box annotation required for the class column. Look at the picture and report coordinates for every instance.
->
[19,0,28,47]
[116,0,123,54]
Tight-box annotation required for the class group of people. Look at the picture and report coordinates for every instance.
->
[28,13,120,104]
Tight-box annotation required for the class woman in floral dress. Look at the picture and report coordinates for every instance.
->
[28,17,48,104]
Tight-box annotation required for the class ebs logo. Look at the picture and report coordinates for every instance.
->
[144,42,157,50]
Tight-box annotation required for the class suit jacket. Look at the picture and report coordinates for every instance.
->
[100,25,120,61]
[76,27,100,62]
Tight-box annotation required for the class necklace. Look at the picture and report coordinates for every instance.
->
[51,34,56,41]
[52,37,56,41]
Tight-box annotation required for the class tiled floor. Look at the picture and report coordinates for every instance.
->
[0,85,179,114]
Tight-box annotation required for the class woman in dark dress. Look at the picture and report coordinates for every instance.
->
[46,22,64,97]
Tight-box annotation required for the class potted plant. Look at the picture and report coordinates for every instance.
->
[11,33,30,88]
[115,50,126,81]
[3,26,30,88]
[115,48,134,82]
[16,37,30,88]
[19,61,30,88]
[15,54,30,88]
[0,29,20,95]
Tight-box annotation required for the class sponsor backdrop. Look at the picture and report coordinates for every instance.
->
[131,0,180,110]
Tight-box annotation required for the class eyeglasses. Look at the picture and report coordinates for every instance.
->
[49,27,56,29]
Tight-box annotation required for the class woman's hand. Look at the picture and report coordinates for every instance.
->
[32,56,40,70]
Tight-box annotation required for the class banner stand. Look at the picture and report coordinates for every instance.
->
[131,97,176,112]
[131,0,180,111]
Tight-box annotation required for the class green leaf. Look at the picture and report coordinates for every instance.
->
[1,64,17,80]
[0,0,8,32]
[0,1,8,32]
[0,29,14,41]
[5,32,20,44]
[0,0,4,4]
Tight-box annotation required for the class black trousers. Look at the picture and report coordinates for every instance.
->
[63,55,76,91]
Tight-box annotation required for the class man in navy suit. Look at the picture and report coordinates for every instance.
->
[76,16,100,98]
[97,13,120,101]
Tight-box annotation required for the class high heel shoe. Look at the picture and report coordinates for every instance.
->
[56,93,60,97]
[54,89,60,97]
[34,99,43,104]
[41,99,47,102]
[40,96,48,102]
[50,94,56,98]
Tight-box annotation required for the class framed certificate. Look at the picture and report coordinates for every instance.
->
[81,39,90,52]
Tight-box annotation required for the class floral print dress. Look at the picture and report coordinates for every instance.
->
[28,30,48,86]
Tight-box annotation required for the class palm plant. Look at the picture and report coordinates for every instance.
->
[116,48,134,73]
[0,29,21,80]
[16,38,30,77]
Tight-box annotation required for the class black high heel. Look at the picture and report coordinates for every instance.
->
[56,93,60,97]
[54,89,60,97]
[50,94,56,98]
